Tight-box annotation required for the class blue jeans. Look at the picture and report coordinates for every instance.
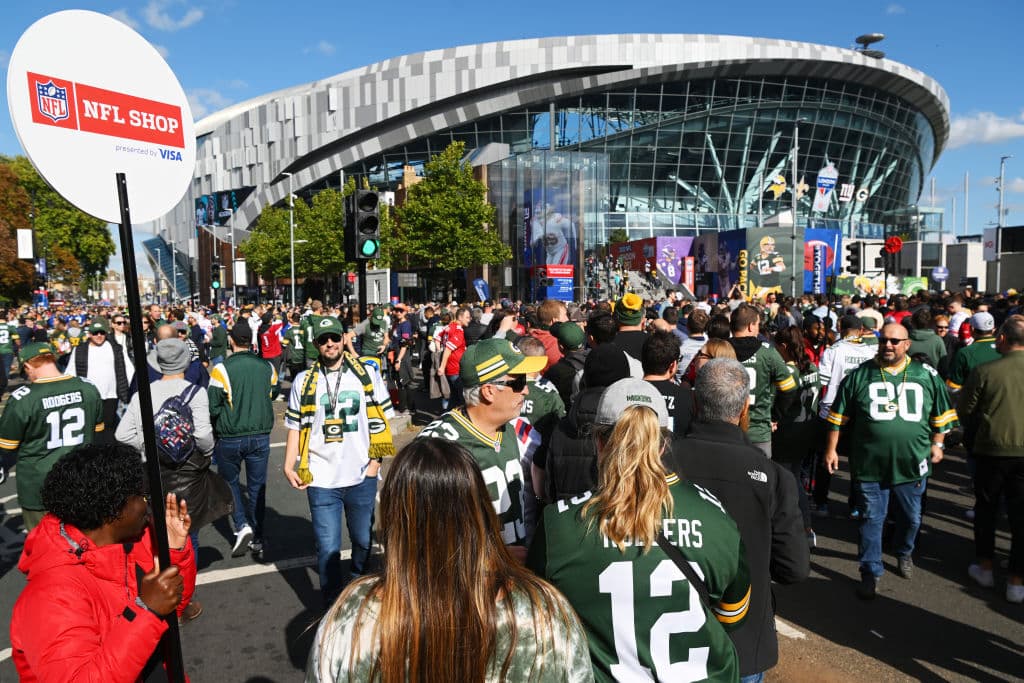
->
[855,478,927,578]
[307,476,378,605]
[215,434,270,538]
[741,673,765,683]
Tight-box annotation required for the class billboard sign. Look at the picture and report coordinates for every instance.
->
[812,163,839,213]
[6,10,195,223]
[803,227,842,294]
[195,187,256,227]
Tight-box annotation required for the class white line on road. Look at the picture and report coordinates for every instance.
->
[270,441,285,448]
[0,648,9,664]
[196,554,318,585]
[775,618,806,640]
[0,494,17,505]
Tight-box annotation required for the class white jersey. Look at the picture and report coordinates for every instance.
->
[817,337,876,418]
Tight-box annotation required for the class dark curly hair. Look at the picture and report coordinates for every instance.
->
[41,443,145,531]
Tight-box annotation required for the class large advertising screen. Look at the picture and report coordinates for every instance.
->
[195,186,255,227]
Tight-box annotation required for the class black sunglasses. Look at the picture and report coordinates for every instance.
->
[317,333,342,345]
[489,375,528,392]
[879,337,908,346]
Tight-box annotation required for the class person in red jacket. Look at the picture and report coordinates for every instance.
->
[11,442,197,682]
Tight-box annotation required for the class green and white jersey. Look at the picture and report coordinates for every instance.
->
[418,409,528,545]
[740,342,796,443]
[946,336,999,391]
[359,324,386,357]
[772,364,821,464]
[306,578,594,683]
[826,358,958,484]
[0,375,104,510]
[283,325,306,364]
[520,377,566,438]
[528,476,751,683]
[0,322,18,355]
[301,315,324,361]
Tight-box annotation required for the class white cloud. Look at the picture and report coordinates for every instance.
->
[886,4,906,14]
[153,44,170,59]
[304,40,335,56]
[187,89,231,119]
[1008,177,1024,194]
[948,111,1024,149]
[109,9,140,30]
[143,1,203,31]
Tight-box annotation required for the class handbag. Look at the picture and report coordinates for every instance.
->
[655,532,712,610]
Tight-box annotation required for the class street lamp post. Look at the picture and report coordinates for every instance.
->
[996,155,1011,293]
[790,117,807,298]
[283,172,296,306]
[169,239,176,304]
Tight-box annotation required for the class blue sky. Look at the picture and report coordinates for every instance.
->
[3,0,1024,260]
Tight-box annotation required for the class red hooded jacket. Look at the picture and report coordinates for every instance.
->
[11,514,196,682]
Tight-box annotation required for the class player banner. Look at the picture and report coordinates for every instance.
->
[716,229,746,297]
[745,227,792,299]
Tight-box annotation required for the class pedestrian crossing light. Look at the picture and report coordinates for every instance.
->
[346,189,380,261]
[211,263,221,289]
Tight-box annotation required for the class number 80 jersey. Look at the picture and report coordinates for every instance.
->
[528,476,751,682]
[0,375,104,511]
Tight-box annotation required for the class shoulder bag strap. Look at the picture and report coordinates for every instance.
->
[655,532,712,610]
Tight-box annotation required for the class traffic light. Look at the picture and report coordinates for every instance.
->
[210,263,221,290]
[345,190,380,261]
[846,242,862,275]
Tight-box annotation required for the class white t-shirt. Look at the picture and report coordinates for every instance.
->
[67,341,134,400]
[286,364,393,488]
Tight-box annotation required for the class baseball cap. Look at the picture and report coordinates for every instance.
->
[170,321,189,334]
[859,316,878,330]
[550,321,586,350]
[370,308,386,325]
[18,341,55,363]
[87,318,109,334]
[459,338,547,387]
[147,338,190,375]
[615,293,645,326]
[971,312,995,332]
[229,323,253,346]
[595,378,671,430]
[582,344,631,390]
[313,316,345,341]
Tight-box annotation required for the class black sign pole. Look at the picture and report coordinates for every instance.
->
[115,173,186,683]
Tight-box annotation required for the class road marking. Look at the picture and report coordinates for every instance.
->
[775,617,806,640]
[196,555,317,585]
[2,507,21,516]
[0,494,17,505]
[270,441,285,448]
[0,648,9,664]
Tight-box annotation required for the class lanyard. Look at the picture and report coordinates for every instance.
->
[320,364,345,417]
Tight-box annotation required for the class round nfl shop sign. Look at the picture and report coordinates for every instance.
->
[6,10,195,224]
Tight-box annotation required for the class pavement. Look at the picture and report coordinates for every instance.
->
[0,383,1021,682]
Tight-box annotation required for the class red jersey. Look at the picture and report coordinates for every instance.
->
[444,322,466,376]
[259,320,283,359]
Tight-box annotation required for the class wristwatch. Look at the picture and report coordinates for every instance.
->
[932,442,945,450]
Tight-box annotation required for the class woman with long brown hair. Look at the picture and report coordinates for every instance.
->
[307,438,592,683]
[529,377,751,681]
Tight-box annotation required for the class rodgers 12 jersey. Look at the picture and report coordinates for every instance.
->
[418,409,528,546]
[528,475,751,683]
[827,358,957,484]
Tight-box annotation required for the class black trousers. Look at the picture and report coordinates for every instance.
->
[974,454,1024,576]
[98,398,119,445]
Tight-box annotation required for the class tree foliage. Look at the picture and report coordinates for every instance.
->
[0,164,34,302]
[1,156,115,277]
[392,141,508,271]
[608,228,629,245]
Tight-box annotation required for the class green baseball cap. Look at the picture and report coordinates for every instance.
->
[87,318,110,334]
[459,338,547,387]
[313,316,345,342]
[370,307,386,325]
[550,321,586,350]
[19,341,55,363]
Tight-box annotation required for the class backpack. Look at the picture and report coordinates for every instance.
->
[154,384,202,464]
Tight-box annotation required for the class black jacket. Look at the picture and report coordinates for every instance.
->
[667,421,809,676]
[542,386,602,501]
[543,348,588,409]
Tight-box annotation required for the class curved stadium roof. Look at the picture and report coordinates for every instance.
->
[165,33,949,236]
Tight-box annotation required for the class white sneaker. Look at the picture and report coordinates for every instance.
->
[232,525,254,557]
[1007,583,1024,604]
[968,563,995,589]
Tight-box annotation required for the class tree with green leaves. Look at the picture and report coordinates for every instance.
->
[391,141,508,291]
[1,156,115,280]
[0,164,34,303]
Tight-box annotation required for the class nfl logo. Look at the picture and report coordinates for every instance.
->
[36,80,69,123]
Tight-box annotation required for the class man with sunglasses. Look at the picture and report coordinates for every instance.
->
[66,318,133,442]
[109,314,135,361]
[824,323,957,599]
[418,338,546,558]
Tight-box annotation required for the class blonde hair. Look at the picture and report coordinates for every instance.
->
[583,405,672,552]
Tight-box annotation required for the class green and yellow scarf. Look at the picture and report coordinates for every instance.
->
[295,352,394,485]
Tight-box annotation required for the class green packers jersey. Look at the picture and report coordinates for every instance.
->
[528,476,751,683]
[772,364,821,464]
[741,342,796,443]
[520,378,566,439]
[418,409,528,545]
[827,358,957,484]
[0,375,104,510]
[359,325,386,357]
[283,325,306,364]
[946,336,1000,391]
[302,315,323,361]
[0,322,18,355]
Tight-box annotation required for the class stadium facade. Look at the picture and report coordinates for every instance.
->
[151,34,949,302]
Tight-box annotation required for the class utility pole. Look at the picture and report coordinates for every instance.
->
[283,172,296,307]
[789,119,806,298]
[996,155,1011,293]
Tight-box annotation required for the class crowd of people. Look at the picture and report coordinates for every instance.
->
[1,282,1022,681]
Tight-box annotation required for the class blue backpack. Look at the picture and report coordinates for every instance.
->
[154,384,201,464]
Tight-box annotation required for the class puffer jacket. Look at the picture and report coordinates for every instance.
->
[11,514,196,682]
[543,387,603,501]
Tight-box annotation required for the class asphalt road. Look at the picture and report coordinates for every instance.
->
[1,387,1021,682]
